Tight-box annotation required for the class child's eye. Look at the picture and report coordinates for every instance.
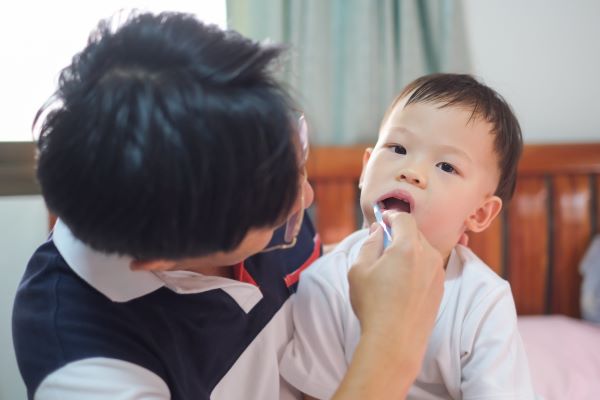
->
[391,145,406,155]
[437,162,457,174]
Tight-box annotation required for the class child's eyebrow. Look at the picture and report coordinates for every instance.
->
[386,126,415,137]
[386,127,473,164]
[434,144,472,164]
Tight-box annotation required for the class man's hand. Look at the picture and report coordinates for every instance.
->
[349,211,444,343]
[332,211,444,400]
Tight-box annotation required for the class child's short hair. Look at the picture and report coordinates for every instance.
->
[382,73,522,203]
[35,12,299,260]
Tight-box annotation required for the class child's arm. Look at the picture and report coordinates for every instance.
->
[280,247,357,399]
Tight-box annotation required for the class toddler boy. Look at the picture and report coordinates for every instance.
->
[281,73,537,399]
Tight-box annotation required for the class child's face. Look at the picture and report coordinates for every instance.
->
[360,99,503,258]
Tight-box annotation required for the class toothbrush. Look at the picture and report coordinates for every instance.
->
[373,203,393,248]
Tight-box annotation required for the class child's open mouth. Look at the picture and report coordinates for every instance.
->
[377,192,414,214]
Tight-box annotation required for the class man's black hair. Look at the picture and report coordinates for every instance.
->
[35,12,300,260]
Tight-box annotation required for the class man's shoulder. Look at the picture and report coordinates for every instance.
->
[34,358,170,400]
[13,240,170,396]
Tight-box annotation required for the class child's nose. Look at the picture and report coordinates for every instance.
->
[396,168,427,189]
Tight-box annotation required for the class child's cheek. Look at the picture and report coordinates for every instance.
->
[417,212,458,255]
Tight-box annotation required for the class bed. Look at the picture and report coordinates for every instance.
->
[306,142,600,399]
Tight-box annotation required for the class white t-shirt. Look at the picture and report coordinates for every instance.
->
[280,229,538,400]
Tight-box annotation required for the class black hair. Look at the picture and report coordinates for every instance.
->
[35,12,300,260]
[383,73,523,202]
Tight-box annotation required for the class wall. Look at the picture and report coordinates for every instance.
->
[1,1,227,142]
[461,0,600,143]
[0,196,47,400]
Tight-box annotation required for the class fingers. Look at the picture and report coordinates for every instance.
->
[352,224,384,271]
[381,211,419,250]
[381,210,444,274]
[348,212,445,347]
[348,225,383,320]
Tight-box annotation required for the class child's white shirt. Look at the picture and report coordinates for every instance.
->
[280,229,538,400]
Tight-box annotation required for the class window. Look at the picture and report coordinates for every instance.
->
[0,1,226,195]
[0,1,226,142]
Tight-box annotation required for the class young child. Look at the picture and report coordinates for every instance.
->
[280,73,538,399]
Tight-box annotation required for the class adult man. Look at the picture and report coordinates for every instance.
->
[13,12,443,399]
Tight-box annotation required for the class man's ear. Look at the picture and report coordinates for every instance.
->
[358,147,373,189]
[130,259,177,271]
[465,195,503,233]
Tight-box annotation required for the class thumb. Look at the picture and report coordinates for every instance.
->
[352,224,384,272]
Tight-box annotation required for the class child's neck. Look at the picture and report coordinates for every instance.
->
[442,250,453,271]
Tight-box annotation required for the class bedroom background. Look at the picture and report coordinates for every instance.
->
[1,1,599,399]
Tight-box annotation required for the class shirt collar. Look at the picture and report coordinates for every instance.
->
[52,219,262,311]
[436,246,462,321]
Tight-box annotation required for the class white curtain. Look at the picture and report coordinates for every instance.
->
[228,0,471,145]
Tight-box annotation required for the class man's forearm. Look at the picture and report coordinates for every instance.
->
[331,332,420,400]
[332,214,444,400]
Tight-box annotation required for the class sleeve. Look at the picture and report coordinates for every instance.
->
[35,357,170,400]
[280,254,355,400]
[460,283,539,400]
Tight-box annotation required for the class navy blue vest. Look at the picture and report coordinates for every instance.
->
[12,217,321,400]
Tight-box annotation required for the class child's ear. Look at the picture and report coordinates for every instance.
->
[465,195,503,233]
[358,147,373,189]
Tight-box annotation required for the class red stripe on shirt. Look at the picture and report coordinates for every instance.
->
[233,261,258,286]
[284,234,321,288]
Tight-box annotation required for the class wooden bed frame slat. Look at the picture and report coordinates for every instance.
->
[468,215,503,277]
[591,174,600,235]
[313,181,358,245]
[507,177,549,315]
[550,175,591,317]
[518,144,600,175]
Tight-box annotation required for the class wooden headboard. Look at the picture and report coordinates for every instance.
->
[307,143,600,318]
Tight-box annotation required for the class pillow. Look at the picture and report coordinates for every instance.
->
[580,234,600,323]
[518,315,600,400]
